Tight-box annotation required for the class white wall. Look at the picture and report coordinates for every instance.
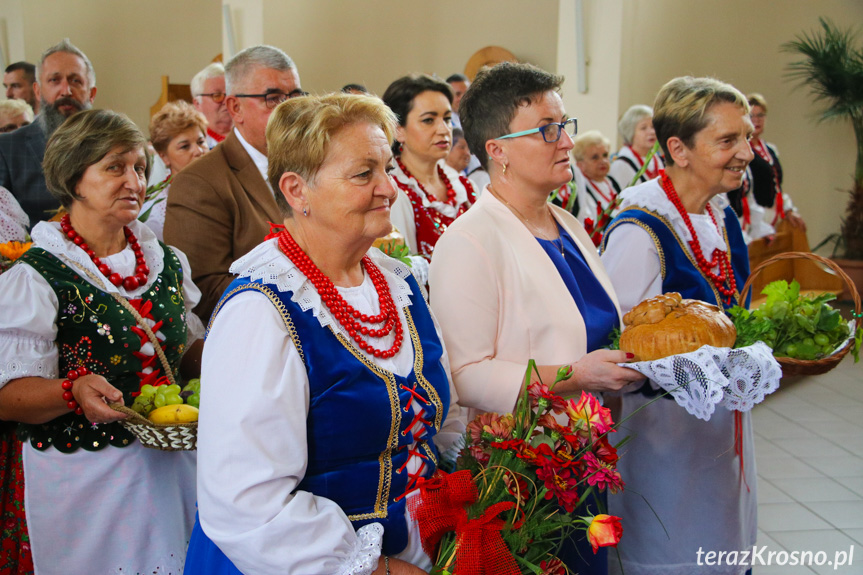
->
[557,0,624,144]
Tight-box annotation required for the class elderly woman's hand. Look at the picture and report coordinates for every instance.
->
[372,556,427,575]
[565,349,644,393]
[72,374,128,423]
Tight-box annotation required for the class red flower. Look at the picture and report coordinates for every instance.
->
[582,452,625,494]
[566,392,614,438]
[467,444,490,465]
[537,414,569,436]
[503,472,530,506]
[586,514,623,553]
[528,382,567,413]
[592,435,619,465]
[539,557,566,574]
[537,464,580,513]
[485,414,515,441]
[467,412,499,444]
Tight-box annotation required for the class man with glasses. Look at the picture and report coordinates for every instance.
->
[191,62,233,149]
[164,45,303,322]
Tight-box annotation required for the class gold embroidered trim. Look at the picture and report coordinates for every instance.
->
[405,308,444,432]
[606,208,741,307]
[207,283,305,365]
[604,216,667,280]
[335,331,400,518]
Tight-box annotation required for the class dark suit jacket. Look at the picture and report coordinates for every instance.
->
[0,116,57,226]
[163,131,282,323]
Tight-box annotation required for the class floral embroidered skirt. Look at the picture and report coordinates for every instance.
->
[0,426,32,575]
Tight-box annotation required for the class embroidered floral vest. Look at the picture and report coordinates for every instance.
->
[16,246,188,452]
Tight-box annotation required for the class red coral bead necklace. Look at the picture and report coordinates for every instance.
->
[659,171,737,304]
[276,229,403,358]
[60,214,149,291]
[396,157,457,206]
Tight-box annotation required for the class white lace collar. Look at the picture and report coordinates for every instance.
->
[30,219,166,296]
[617,179,730,243]
[391,159,473,217]
[229,239,416,330]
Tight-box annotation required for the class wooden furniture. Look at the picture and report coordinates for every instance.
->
[746,220,844,307]
[150,76,193,118]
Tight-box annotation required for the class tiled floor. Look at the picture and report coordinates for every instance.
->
[753,354,863,574]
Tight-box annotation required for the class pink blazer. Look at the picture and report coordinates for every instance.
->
[428,190,622,415]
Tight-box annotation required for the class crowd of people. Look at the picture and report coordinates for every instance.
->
[0,36,805,575]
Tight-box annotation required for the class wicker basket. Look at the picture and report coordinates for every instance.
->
[740,251,861,376]
[110,404,197,451]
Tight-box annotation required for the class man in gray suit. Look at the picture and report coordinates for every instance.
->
[163,45,302,322]
[0,39,97,226]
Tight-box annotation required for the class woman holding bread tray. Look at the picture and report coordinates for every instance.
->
[600,76,781,575]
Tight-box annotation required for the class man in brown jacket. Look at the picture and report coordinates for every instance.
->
[164,45,303,322]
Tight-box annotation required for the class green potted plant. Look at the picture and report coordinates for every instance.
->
[784,18,863,297]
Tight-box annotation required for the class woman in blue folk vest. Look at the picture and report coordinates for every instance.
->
[601,76,755,575]
[185,93,464,575]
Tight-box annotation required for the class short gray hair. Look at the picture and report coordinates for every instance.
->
[191,62,225,98]
[225,45,295,95]
[38,38,96,87]
[0,99,34,122]
[617,104,652,145]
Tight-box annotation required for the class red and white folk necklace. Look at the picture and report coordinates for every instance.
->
[659,171,737,304]
[276,229,403,358]
[395,157,457,206]
[61,214,150,291]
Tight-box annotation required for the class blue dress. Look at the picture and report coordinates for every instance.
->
[537,225,620,575]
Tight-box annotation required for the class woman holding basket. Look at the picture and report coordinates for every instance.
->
[0,109,204,574]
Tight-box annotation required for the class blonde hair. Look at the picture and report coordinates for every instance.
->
[653,76,749,166]
[0,99,34,122]
[572,130,610,161]
[747,93,768,113]
[266,93,397,217]
[149,100,207,154]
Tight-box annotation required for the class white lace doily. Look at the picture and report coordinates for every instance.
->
[623,342,781,421]
[0,186,29,242]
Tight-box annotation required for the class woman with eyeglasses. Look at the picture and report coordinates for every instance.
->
[383,74,477,262]
[428,62,643,574]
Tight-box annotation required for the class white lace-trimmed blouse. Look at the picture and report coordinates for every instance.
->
[0,219,205,575]
[600,180,757,575]
[196,240,465,575]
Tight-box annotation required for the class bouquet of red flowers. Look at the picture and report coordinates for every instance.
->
[409,361,625,575]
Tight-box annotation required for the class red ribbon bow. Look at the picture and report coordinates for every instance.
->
[409,470,520,575]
